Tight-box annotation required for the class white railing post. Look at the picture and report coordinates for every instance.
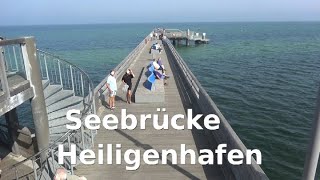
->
[0,45,10,99]
[6,46,13,70]
[81,74,84,96]
[90,130,94,147]
[58,60,63,87]
[51,148,55,172]
[68,135,74,175]
[54,59,58,83]
[15,167,19,180]
[44,55,50,81]
[13,46,19,71]
[32,158,38,180]
[70,65,75,95]
[81,125,85,149]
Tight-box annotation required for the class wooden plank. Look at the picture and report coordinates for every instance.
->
[75,40,226,179]
[45,89,74,106]
[46,95,82,113]
[43,85,62,99]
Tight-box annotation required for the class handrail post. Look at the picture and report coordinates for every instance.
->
[302,85,320,180]
[51,148,55,172]
[58,60,63,87]
[90,130,94,147]
[68,135,74,175]
[80,74,84,96]
[6,46,13,70]
[21,37,49,163]
[13,46,19,71]
[0,43,10,99]
[81,125,85,149]
[15,167,19,180]
[32,158,38,180]
[70,65,75,95]
[44,55,50,81]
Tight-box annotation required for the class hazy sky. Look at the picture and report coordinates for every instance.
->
[2,0,320,25]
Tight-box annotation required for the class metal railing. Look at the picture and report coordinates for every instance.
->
[37,50,92,100]
[0,39,27,103]
[1,37,95,179]
[163,38,268,179]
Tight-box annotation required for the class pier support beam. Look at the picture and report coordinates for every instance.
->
[21,37,49,162]
[5,108,20,155]
[172,40,176,45]
[186,39,190,46]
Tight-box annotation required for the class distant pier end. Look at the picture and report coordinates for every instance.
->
[163,28,210,45]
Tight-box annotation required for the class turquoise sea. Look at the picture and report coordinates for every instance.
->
[1,22,320,179]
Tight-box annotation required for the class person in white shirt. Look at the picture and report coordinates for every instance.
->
[106,70,117,110]
[152,58,165,73]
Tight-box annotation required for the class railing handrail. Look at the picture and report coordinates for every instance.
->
[37,49,94,115]
[3,48,95,173]
[163,38,267,179]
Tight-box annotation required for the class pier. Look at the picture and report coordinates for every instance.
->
[163,29,210,45]
[0,31,267,179]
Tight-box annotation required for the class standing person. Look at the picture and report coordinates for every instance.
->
[149,32,153,41]
[122,69,135,104]
[106,70,117,110]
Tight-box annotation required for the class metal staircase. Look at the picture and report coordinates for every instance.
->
[0,37,96,179]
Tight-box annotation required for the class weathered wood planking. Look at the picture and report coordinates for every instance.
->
[75,40,226,180]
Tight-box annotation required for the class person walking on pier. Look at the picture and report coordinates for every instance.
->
[106,70,117,110]
[122,69,135,104]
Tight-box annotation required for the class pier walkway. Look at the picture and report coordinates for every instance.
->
[75,40,225,179]
[1,33,267,180]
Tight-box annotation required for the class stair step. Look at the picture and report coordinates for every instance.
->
[42,79,50,89]
[44,85,63,99]
[45,90,74,106]
[49,112,83,127]
[50,124,72,135]
[49,117,71,128]
[48,103,83,120]
[47,96,82,113]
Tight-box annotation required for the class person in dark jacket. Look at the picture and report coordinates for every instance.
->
[122,69,135,104]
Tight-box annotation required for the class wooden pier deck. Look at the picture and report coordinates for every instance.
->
[75,40,226,179]
[1,34,267,180]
